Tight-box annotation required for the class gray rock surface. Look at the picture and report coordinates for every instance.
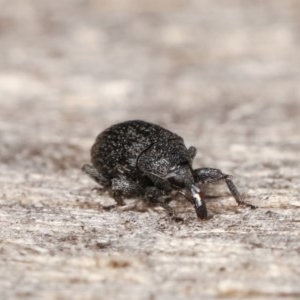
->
[0,0,300,299]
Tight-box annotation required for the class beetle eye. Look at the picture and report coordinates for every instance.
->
[169,161,188,173]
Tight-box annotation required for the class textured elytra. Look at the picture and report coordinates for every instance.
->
[83,120,253,219]
[91,120,184,179]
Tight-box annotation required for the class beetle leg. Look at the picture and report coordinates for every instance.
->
[82,164,110,187]
[225,178,256,209]
[110,176,142,206]
[188,146,197,161]
[193,167,228,184]
[193,168,256,209]
[158,199,183,221]
[143,187,182,220]
[144,186,163,202]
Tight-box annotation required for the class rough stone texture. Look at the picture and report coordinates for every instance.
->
[0,0,300,299]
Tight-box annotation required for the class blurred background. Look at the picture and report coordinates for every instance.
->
[1,1,300,299]
[1,0,299,143]
[1,0,300,172]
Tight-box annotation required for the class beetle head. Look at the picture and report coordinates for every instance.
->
[138,140,208,218]
[138,140,193,186]
[167,167,208,219]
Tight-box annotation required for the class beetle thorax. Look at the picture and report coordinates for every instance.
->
[137,139,194,188]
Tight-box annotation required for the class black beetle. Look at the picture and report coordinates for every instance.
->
[82,120,254,219]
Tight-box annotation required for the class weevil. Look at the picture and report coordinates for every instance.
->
[82,120,255,219]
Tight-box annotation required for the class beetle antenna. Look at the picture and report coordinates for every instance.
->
[185,182,207,219]
[191,185,207,219]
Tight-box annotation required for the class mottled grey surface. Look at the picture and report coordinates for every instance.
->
[0,0,300,299]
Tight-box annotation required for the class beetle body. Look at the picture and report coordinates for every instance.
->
[91,121,185,180]
[83,120,254,219]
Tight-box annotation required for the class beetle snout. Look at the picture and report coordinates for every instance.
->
[196,205,208,219]
[165,164,193,188]
[190,184,208,219]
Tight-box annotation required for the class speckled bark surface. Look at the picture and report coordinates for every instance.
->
[0,1,300,299]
